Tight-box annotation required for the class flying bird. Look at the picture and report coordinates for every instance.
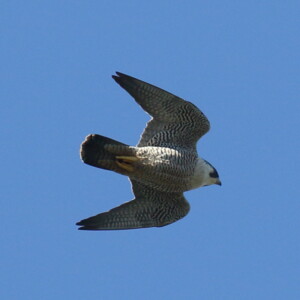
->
[77,72,221,230]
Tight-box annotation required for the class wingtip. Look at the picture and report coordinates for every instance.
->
[78,225,104,231]
[77,226,89,230]
[112,72,121,83]
[112,71,129,80]
[76,221,98,231]
[112,71,122,77]
[76,218,101,230]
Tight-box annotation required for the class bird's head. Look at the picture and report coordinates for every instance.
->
[190,158,221,190]
[202,159,221,186]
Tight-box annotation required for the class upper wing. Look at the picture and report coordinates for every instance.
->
[76,180,190,230]
[112,72,210,149]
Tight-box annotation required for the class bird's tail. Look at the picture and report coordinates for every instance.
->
[80,134,138,175]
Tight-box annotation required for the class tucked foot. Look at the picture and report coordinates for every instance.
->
[115,156,138,172]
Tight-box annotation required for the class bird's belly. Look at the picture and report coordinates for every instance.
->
[133,156,196,193]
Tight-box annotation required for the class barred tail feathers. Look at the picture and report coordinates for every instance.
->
[80,134,136,174]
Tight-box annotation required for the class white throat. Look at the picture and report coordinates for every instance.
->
[189,158,212,190]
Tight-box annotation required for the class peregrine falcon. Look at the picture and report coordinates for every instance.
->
[76,72,221,230]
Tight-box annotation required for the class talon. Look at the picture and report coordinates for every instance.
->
[115,156,138,172]
[115,156,138,162]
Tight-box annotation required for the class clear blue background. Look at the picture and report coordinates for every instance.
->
[2,1,299,299]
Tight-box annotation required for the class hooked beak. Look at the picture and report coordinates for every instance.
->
[216,179,222,186]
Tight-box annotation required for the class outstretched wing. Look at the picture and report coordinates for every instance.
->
[112,72,210,150]
[76,180,190,230]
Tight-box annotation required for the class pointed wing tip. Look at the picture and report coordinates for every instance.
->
[112,71,124,79]
[76,219,89,227]
[77,226,87,230]
[76,221,99,231]
[77,226,97,231]
[112,72,133,83]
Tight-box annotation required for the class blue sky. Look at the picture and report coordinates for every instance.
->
[1,1,299,299]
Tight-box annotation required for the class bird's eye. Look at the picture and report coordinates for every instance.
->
[209,169,219,178]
